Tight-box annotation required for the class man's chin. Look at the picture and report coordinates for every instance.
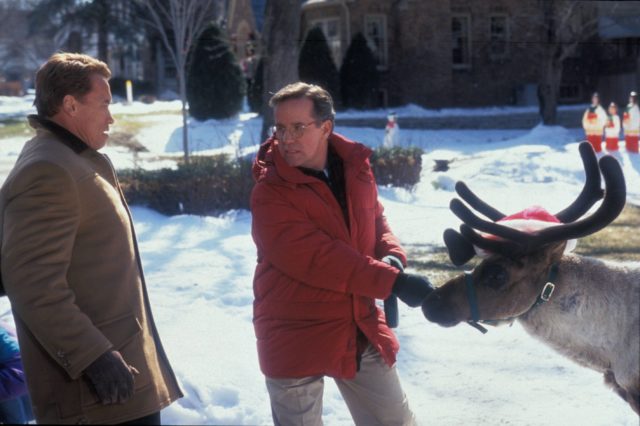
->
[283,156,303,168]
[89,136,109,150]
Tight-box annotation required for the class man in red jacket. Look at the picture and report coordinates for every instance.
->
[251,82,433,425]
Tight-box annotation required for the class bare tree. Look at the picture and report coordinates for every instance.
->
[137,0,221,162]
[260,0,302,141]
[534,1,601,125]
[0,0,56,84]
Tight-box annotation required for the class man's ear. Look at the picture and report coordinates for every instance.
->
[321,119,333,137]
[61,94,78,115]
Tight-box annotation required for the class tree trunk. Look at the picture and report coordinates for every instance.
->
[539,57,563,125]
[96,0,110,63]
[178,68,190,163]
[260,0,302,141]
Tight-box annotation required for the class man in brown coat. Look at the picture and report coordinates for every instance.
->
[0,53,182,424]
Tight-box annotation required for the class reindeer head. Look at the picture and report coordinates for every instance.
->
[422,142,626,332]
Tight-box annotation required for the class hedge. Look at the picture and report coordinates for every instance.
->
[118,147,423,216]
[118,155,254,216]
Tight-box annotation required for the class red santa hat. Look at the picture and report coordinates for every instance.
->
[474,205,577,257]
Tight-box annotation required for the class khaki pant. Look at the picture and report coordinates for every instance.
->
[265,345,417,426]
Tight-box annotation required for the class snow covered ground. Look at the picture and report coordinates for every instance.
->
[0,97,638,425]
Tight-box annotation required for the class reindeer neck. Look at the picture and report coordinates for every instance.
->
[518,253,638,371]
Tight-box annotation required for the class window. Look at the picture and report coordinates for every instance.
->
[310,18,342,67]
[364,15,388,69]
[489,15,508,58]
[452,15,471,68]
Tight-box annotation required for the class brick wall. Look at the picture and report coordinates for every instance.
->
[300,0,626,109]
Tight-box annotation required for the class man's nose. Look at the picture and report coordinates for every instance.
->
[280,131,296,143]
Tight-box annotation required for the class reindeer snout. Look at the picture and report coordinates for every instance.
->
[422,291,460,327]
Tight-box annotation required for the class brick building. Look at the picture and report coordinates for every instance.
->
[300,0,640,108]
[225,0,265,85]
[596,2,640,106]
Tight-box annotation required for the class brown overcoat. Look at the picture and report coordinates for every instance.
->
[0,116,182,424]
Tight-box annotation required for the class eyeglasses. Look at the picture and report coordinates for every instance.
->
[271,120,319,141]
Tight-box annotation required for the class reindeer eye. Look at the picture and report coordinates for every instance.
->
[480,263,509,290]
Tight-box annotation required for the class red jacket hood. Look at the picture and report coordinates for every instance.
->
[252,132,372,185]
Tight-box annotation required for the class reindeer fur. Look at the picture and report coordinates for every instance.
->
[519,254,640,413]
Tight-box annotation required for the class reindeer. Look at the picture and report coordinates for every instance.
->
[422,142,640,414]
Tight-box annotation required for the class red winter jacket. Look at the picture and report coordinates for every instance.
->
[250,132,406,379]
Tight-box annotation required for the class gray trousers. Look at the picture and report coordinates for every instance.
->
[265,345,417,426]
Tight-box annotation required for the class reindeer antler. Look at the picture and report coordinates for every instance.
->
[444,142,626,265]
[454,181,506,221]
[554,142,604,222]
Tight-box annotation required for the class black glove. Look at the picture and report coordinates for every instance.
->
[84,350,139,405]
[392,273,435,307]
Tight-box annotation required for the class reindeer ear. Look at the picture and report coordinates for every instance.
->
[547,241,568,263]
[443,228,476,266]
[527,241,567,268]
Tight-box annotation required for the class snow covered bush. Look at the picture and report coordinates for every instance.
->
[370,146,423,190]
[187,23,245,120]
[118,155,254,215]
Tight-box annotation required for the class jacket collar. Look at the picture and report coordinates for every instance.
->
[28,114,89,154]
[253,132,372,186]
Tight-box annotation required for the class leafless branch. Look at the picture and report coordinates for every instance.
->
[135,0,221,162]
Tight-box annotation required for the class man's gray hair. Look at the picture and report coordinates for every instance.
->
[269,82,335,124]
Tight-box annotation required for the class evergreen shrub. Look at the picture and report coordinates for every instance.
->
[187,23,245,120]
[340,33,380,109]
[298,26,341,104]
